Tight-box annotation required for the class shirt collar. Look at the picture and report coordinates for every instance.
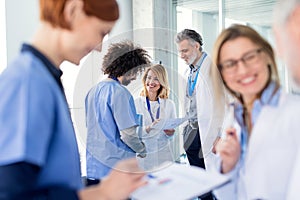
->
[234,81,280,108]
[234,81,280,127]
[259,81,280,106]
[191,51,206,72]
[21,43,64,93]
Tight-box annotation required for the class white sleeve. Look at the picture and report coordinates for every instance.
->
[213,158,241,200]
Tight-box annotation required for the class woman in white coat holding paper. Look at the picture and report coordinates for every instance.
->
[135,64,177,171]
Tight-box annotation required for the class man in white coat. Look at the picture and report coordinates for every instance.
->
[175,29,225,200]
[273,0,300,198]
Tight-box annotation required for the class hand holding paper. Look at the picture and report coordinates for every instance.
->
[150,116,189,131]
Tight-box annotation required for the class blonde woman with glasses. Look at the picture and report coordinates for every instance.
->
[211,24,282,199]
[135,64,177,171]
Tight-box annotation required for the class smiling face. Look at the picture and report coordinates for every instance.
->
[145,70,161,95]
[177,39,200,66]
[219,37,270,102]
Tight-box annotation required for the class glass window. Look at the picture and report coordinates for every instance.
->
[175,0,287,91]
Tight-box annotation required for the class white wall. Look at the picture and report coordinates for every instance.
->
[0,0,7,73]
[5,0,39,65]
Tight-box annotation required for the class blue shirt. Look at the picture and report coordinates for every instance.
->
[0,44,82,192]
[234,81,281,162]
[85,79,139,179]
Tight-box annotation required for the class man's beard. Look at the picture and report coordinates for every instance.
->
[121,78,131,86]
[188,53,198,65]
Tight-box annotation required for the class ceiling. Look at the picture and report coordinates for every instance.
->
[174,0,276,27]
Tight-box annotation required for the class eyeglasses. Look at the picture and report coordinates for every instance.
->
[219,48,263,74]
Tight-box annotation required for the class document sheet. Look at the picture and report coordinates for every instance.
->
[151,117,188,130]
[131,163,230,200]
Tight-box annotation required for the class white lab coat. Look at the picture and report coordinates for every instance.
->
[244,93,300,200]
[135,96,177,171]
[287,149,300,199]
[181,54,226,171]
[215,93,300,200]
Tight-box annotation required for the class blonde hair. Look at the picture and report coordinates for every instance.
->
[211,24,280,102]
[140,64,170,99]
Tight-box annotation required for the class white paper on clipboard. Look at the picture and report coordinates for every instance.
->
[131,163,230,200]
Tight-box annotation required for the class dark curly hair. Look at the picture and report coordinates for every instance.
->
[102,40,151,77]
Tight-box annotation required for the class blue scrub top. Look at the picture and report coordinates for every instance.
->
[0,44,82,190]
[85,80,139,179]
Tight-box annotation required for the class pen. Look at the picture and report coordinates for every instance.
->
[147,174,157,179]
[147,174,172,185]
[227,102,235,137]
